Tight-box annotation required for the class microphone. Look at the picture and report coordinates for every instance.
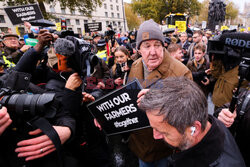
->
[219,32,250,50]
[54,38,75,57]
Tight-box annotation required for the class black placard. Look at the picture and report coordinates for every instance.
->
[4,4,44,25]
[87,79,150,136]
[84,22,102,32]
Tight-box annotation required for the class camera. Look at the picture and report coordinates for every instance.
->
[0,89,57,122]
[54,34,99,77]
[115,62,126,79]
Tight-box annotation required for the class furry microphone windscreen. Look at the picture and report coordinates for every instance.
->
[54,38,75,57]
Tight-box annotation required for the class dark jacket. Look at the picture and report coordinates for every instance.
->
[168,115,246,167]
[214,88,250,167]
[2,46,24,64]
[0,78,80,167]
[0,48,81,167]
[187,57,210,96]
[127,50,192,162]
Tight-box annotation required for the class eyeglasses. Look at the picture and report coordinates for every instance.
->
[4,37,18,41]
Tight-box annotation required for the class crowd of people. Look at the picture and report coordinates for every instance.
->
[0,18,249,167]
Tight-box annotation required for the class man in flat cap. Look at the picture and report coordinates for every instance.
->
[1,34,30,68]
[127,19,192,167]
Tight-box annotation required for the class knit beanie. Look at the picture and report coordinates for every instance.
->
[136,19,164,49]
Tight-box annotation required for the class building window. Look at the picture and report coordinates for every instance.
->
[61,8,66,14]
[0,27,8,32]
[117,13,120,18]
[76,19,80,25]
[55,18,60,23]
[116,0,118,3]
[77,28,82,34]
[110,0,112,2]
[105,12,108,17]
[106,21,109,26]
[110,5,113,10]
[71,10,75,15]
[66,19,71,25]
[84,20,88,24]
[0,15,6,23]
[116,5,119,11]
[113,21,116,26]
[111,12,114,18]
[118,21,121,26]
[104,3,107,9]
[50,5,55,13]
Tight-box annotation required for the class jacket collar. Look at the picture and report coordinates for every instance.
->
[169,115,225,167]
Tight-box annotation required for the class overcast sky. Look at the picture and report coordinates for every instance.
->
[123,0,249,12]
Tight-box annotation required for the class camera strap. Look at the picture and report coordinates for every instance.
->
[30,117,64,167]
[239,93,250,118]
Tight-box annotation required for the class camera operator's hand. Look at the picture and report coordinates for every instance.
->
[34,29,53,53]
[122,64,130,72]
[201,77,210,85]
[20,45,31,53]
[114,78,123,86]
[218,108,236,128]
[24,21,32,33]
[65,73,82,91]
[15,126,71,161]
[82,92,95,102]
[137,89,150,106]
[205,69,211,75]
[0,107,12,136]
[97,82,105,89]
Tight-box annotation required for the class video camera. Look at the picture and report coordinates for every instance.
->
[208,31,250,116]
[53,31,99,77]
[208,31,250,79]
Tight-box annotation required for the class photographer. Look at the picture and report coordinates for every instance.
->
[0,29,82,167]
[187,43,211,96]
[214,87,249,166]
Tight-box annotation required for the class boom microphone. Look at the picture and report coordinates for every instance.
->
[54,38,75,57]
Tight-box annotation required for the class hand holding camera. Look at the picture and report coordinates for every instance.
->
[0,106,12,136]
[34,29,53,53]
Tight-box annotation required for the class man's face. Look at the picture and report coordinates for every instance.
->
[172,49,183,62]
[146,110,193,151]
[192,33,202,43]
[19,40,25,46]
[93,36,101,44]
[139,40,164,71]
[194,49,205,62]
[130,35,135,40]
[179,34,187,43]
[3,36,19,49]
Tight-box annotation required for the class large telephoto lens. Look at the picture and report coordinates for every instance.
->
[0,93,56,120]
